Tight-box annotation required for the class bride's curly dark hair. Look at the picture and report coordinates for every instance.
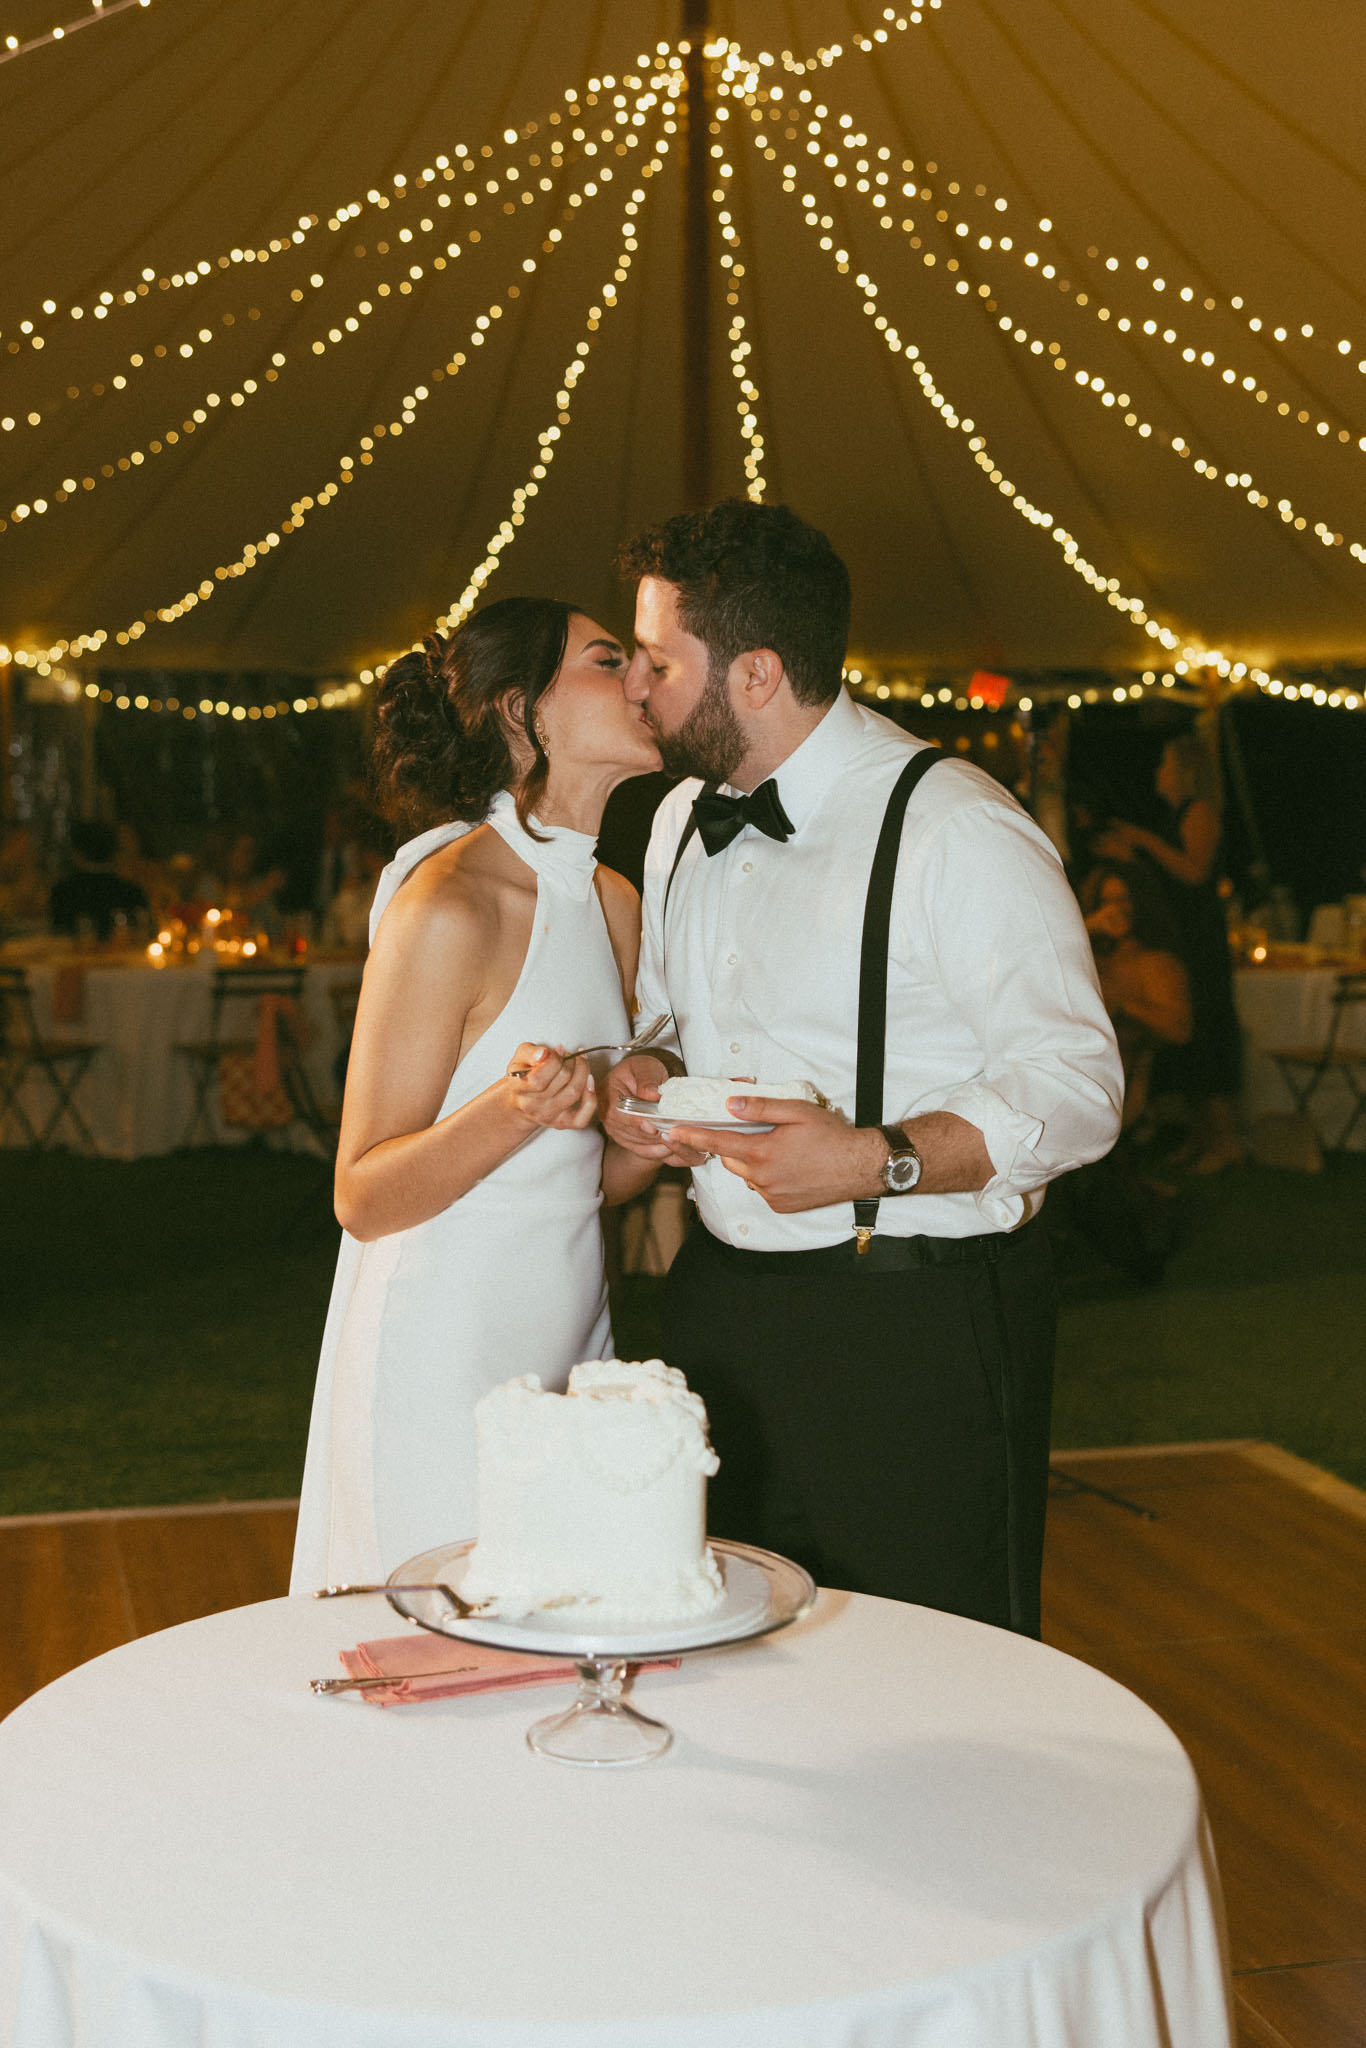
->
[370,597,581,834]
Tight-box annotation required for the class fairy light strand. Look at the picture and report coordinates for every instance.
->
[710,117,767,500]
[0,85,673,533]
[429,153,671,636]
[1,73,669,439]
[757,96,1366,568]
[3,97,672,694]
[768,151,1335,711]
[1,85,677,711]
[0,0,148,66]
[749,85,1365,462]
[723,62,1366,448]
[0,67,664,351]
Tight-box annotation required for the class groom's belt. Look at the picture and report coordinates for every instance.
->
[698,1216,1036,1274]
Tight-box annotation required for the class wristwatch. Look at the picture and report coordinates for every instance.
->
[879,1122,923,1194]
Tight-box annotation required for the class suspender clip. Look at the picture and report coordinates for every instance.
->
[855,1226,874,1256]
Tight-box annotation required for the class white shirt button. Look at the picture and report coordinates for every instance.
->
[727,953,738,966]
[729,1041,741,1053]
[737,1223,750,1237]
[741,861,753,873]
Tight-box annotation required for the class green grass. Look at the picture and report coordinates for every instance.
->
[1,1150,1364,1515]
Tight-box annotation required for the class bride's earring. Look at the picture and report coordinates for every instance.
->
[533,715,550,758]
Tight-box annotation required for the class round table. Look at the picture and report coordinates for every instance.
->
[0,1592,1233,2048]
[1236,959,1366,1150]
[1,952,363,1157]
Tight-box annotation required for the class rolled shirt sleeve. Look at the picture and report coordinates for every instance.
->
[909,801,1124,1226]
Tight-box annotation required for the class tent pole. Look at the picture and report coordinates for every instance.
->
[0,663,11,823]
[682,0,711,510]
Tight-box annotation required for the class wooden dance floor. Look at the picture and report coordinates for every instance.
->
[2,1441,1363,2048]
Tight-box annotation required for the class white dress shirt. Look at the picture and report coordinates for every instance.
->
[635,687,1123,1250]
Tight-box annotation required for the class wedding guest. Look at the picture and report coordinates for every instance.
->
[50,820,149,942]
[604,501,1122,1638]
[1079,862,1191,1132]
[1095,734,1243,1172]
[1052,862,1193,1284]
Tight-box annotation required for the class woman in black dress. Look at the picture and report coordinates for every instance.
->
[1096,734,1244,1172]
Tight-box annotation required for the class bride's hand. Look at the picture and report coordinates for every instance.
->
[505,1045,597,1131]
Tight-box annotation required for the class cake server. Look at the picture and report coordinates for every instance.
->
[315,1581,488,1616]
[310,1667,481,1695]
[508,1011,671,1078]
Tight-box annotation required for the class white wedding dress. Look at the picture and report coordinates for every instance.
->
[289,791,628,1592]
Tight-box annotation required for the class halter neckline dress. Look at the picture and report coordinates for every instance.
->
[289,791,628,1591]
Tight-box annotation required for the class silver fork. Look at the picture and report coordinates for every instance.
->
[508,1011,671,1079]
[314,1580,486,1617]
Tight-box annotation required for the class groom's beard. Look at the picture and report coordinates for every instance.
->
[653,663,746,784]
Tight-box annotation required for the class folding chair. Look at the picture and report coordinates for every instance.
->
[1269,971,1366,1152]
[0,965,103,1151]
[280,1015,342,1161]
[174,963,306,1145]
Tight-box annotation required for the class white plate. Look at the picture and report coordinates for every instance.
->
[385,1539,814,1659]
[617,1096,775,1136]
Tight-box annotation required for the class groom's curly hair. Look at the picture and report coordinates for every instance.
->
[371,597,580,834]
[617,499,851,705]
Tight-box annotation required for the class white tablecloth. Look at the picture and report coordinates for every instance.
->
[3,955,363,1158]
[0,1592,1233,2048]
[1235,962,1366,1149]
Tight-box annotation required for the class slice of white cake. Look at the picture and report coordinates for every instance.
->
[654,1075,823,1121]
[460,1360,724,1624]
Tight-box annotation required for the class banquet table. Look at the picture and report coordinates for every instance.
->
[1235,952,1366,1150]
[0,1590,1233,2048]
[0,947,364,1158]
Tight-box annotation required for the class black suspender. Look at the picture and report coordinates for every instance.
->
[853,749,943,1249]
[662,749,942,1251]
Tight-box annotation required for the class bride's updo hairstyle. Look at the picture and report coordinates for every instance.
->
[371,596,580,834]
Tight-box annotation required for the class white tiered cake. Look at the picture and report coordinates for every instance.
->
[654,1075,823,1121]
[460,1360,724,1624]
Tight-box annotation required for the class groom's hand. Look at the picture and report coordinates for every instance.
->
[670,1096,886,1213]
[602,1053,711,1169]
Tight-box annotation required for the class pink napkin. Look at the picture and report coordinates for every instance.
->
[340,1632,679,1707]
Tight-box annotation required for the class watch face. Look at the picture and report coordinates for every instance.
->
[884,1149,921,1193]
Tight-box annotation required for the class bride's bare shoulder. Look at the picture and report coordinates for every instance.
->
[375,827,508,955]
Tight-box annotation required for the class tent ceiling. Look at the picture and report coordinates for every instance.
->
[2,0,1364,678]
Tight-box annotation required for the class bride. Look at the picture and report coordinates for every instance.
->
[290,597,661,1591]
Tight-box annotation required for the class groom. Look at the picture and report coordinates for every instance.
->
[603,500,1122,1636]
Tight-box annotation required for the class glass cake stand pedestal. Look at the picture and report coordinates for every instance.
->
[384,1539,817,1768]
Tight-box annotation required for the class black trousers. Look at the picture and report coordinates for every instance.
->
[662,1218,1057,1637]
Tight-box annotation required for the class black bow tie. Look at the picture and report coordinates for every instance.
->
[691,779,795,857]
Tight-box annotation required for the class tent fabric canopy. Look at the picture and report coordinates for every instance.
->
[2,0,1364,686]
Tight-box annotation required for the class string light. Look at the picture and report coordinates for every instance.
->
[763,101,1366,567]
[710,112,767,499]
[0,71,673,452]
[893,169,1366,451]
[430,154,670,635]
[3,82,676,712]
[0,101,665,533]
[0,0,148,66]
[699,7,942,82]
[727,79,1366,493]
[770,166,1353,710]
[0,66,670,355]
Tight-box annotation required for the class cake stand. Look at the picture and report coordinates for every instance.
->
[384,1539,816,1767]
